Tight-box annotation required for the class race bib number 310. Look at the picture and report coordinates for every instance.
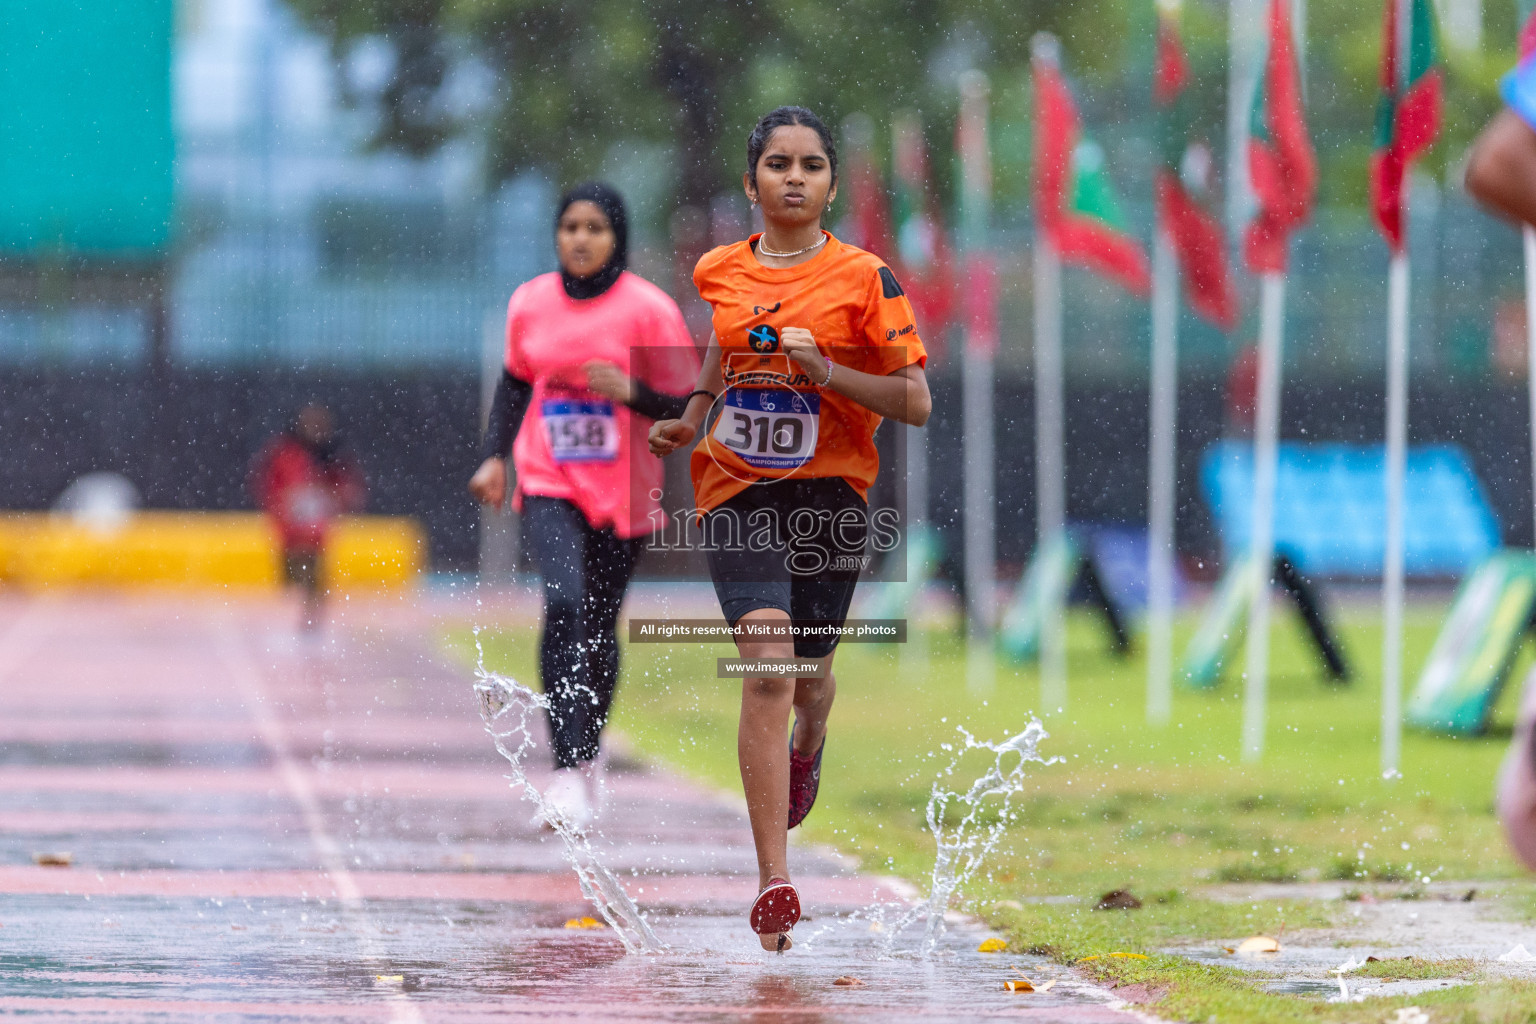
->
[712,388,819,470]
[542,399,618,463]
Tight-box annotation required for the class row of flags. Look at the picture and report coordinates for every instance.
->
[846,0,1447,346]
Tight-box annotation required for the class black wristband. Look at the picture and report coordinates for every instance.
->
[686,389,718,405]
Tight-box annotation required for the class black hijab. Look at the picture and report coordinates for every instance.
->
[556,182,628,300]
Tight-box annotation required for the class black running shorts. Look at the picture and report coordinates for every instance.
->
[703,477,869,659]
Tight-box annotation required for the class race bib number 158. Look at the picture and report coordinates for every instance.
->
[712,388,819,470]
[542,399,618,462]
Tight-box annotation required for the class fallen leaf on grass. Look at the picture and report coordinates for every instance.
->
[832,976,864,987]
[1095,889,1142,911]
[32,852,72,867]
[563,917,605,930]
[977,937,1008,952]
[1236,935,1280,954]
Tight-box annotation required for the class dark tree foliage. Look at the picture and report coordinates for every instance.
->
[296,0,452,157]
[289,0,1510,219]
[286,0,1114,208]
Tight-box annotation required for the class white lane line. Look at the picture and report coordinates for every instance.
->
[215,621,425,1024]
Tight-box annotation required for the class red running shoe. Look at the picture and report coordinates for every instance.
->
[750,877,801,951]
[788,725,825,830]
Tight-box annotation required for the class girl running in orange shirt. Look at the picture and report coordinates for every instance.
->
[649,106,932,951]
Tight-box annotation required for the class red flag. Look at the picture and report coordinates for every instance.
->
[963,252,998,354]
[1371,0,1441,253]
[891,113,953,363]
[1244,0,1317,274]
[1158,177,1237,331]
[1032,48,1151,295]
[846,137,894,260]
[1155,12,1238,331]
[1154,16,1190,103]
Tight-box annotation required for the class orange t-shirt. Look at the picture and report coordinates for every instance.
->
[690,231,927,513]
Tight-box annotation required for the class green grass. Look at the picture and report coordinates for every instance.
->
[450,604,1536,1023]
[1348,957,1477,980]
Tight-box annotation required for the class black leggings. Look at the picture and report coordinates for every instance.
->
[522,497,642,769]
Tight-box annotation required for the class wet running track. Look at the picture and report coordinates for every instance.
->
[0,591,1146,1022]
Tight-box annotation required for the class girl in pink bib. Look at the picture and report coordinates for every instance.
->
[470,183,697,828]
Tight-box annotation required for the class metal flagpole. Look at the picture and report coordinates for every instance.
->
[1226,0,1265,239]
[960,69,996,693]
[1147,225,1179,726]
[1242,272,1286,761]
[1034,235,1067,709]
[1381,251,1410,779]
[963,343,996,692]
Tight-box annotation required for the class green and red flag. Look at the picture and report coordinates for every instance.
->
[892,110,953,361]
[1244,0,1317,274]
[1154,8,1237,330]
[1371,0,1441,253]
[1032,43,1151,295]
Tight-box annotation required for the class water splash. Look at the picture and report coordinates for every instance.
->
[878,718,1058,955]
[471,636,664,954]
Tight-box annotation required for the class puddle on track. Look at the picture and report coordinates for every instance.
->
[0,896,1106,1022]
[0,600,1141,1023]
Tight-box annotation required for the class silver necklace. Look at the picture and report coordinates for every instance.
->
[757,233,827,259]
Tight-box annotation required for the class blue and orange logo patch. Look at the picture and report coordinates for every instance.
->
[747,324,780,353]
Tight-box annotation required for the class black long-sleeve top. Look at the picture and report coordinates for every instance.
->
[479,369,688,463]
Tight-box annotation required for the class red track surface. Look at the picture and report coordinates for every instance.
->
[0,591,1140,1022]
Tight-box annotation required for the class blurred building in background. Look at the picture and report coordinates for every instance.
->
[171,0,547,369]
[0,0,552,569]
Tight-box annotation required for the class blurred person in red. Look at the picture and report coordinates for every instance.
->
[250,404,365,632]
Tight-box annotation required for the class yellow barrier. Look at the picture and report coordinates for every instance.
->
[0,512,424,590]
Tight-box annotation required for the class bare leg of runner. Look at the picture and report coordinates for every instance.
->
[791,671,835,756]
[734,608,804,950]
[735,609,795,883]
